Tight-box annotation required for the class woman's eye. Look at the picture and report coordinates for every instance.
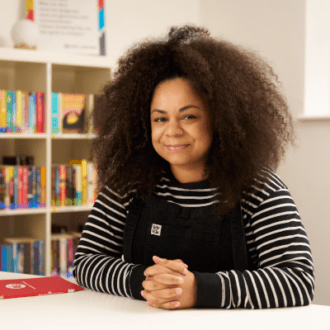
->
[183,115,196,120]
[153,115,196,123]
[154,117,167,122]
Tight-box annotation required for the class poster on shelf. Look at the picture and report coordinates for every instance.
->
[27,0,105,56]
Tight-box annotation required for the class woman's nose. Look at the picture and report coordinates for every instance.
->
[165,119,184,136]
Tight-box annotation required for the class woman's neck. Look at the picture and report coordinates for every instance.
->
[170,164,208,184]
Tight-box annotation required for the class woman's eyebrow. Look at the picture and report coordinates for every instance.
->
[151,105,201,114]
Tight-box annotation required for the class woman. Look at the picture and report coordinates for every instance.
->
[73,25,314,310]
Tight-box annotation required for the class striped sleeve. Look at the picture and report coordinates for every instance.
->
[73,185,147,300]
[212,169,315,308]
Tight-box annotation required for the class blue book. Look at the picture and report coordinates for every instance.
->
[52,92,59,134]
[14,166,18,209]
[33,241,39,275]
[32,93,36,133]
[1,245,8,271]
[12,91,16,133]
[32,166,37,208]
[12,242,18,273]
[6,244,13,272]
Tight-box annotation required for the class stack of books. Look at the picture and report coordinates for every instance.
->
[0,238,45,275]
[51,93,101,134]
[0,90,45,133]
[51,159,99,207]
[0,231,82,278]
[0,165,46,210]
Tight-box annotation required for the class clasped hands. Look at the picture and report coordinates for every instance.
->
[141,255,197,310]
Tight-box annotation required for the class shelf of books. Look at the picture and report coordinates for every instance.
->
[0,47,111,278]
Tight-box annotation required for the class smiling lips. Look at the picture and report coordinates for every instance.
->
[166,144,189,151]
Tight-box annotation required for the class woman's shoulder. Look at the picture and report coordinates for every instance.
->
[241,166,291,218]
[97,184,137,211]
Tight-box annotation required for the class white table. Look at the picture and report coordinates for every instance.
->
[0,271,329,330]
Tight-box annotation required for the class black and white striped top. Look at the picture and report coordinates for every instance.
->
[73,166,315,308]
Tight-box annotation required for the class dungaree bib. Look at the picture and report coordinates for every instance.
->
[123,189,249,273]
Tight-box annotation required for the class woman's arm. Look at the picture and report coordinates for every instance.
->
[193,187,315,308]
[73,186,147,300]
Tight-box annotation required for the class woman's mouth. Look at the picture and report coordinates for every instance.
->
[166,145,189,151]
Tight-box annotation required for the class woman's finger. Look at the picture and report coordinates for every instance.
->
[145,259,188,277]
[153,256,188,268]
[141,290,181,310]
[142,286,182,300]
[142,273,184,290]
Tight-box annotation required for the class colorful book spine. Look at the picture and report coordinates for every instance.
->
[87,162,94,204]
[6,91,13,133]
[32,166,37,207]
[14,167,18,209]
[28,166,33,207]
[36,166,41,207]
[12,91,16,133]
[16,90,22,133]
[4,167,10,208]
[81,160,87,205]
[51,166,55,206]
[58,93,62,133]
[55,166,60,206]
[74,165,82,205]
[23,166,28,208]
[41,166,46,207]
[0,168,3,209]
[52,92,59,134]
[9,166,15,209]
[32,92,36,133]
[67,237,74,278]
[0,90,7,132]
[18,166,23,209]
[59,165,66,206]
[24,91,29,133]
[28,93,33,133]
[36,91,45,133]
[59,238,67,277]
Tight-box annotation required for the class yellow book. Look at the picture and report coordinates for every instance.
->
[0,90,7,133]
[4,166,10,208]
[81,159,88,205]
[9,166,15,208]
[16,90,22,133]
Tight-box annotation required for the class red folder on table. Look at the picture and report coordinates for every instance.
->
[0,276,84,299]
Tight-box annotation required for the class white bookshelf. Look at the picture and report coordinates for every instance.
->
[0,47,112,276]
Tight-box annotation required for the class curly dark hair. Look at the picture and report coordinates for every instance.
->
[91,25,296,218]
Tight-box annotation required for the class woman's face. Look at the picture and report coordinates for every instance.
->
[150,78,213,173]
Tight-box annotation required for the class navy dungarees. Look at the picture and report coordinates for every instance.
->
[123,187,249,274]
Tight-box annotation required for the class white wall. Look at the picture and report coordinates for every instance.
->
[105,0,200,69]
[199,0,329,306]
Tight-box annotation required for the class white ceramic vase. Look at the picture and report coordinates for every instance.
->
[11,19,39,50]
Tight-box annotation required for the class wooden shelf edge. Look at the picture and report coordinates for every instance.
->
[297,114,330,121]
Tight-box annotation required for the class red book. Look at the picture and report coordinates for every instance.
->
[59,165,66,206]
[36,91,45,133]
[18,166,23,209]
[0,276,83,299]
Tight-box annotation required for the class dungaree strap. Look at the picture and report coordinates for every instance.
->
[229,203,249,271]
[123,196,144,263]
